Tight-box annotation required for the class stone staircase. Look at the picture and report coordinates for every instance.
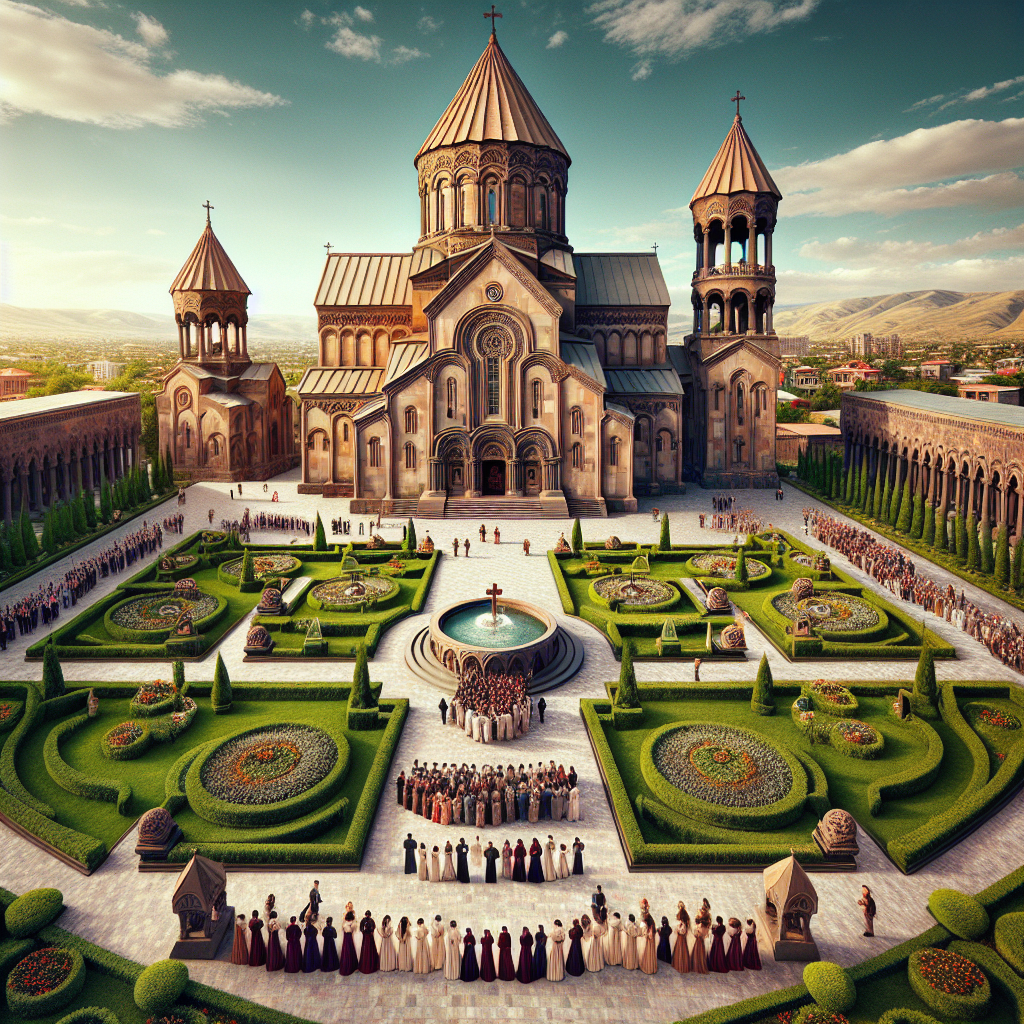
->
[566,496,608,518]
[382,498,420,516]
[420,496,569,519]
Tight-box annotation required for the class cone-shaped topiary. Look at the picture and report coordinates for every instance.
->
[878,460,892,522]
[751,653,775,715]
[313,512,327,551]
[659,512,671,551]
[349,644,375,710]
[735,545,748,583]
[403,518,416,552]
[42,641,66,700]
[211,653,232,714]
[164,444,175,488]
[21,510,38,560]
[614,642,640,709]
[571,517,583,556]
[954,508,968,565]
[856,456,867,508]
[922,499,936,546]
[9,519,26,566]
[99,478,112,524]
[887,466,903,526]
[993,526,1010,589]
[911,645,939,719]
[1011,534,1024,594]
[72,491,87,535]
[933,506,947,552]
[172,659,185,692]
[910,492,925,538]
[41,511,54,555]
[0,534,12,573]
[966,514,981,571]
[240,547,255,585]
[82,487,97,529]
[980,516,994,574]
[895,478,913,533]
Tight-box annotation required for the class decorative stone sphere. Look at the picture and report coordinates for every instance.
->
[246,625,272,648]
[260,586,282,603]
[605,536,622,550]
[138,807,176,843]
[720,622,747,649]
[792,577,815,602]
[706,587,731,612]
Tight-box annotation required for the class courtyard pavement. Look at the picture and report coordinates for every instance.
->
[1,472,1021,1023]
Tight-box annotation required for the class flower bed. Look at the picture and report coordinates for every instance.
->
[129,680,178,718]
[109,592,218,634]
[220,554,301,580]
[809,680,859,716]
[773,591,881,632]
[308,574,398,610]
[965,703,1021,732]
[908,947,991,1020]
[592,574,677,607]
[691,552,769,579]
[791,700,884,759]
[0,699,23,731]
[6,947,86,1018]
[101,720,152,760]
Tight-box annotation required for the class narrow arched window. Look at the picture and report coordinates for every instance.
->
[714,388,720,412]
[343,422,350,442]
[435,183,445,232]
[532,379,542,418]
[369,437,381,468]
[446,377,457,418]
[539,192,548,231]
[655,435,663,453]
[321,436,329,452]
[736,384,744,425]
[185,424,191,449]
[571,443,583,469]
[609,437,619,467]
[404,406,417,433]
[404,442,416,469]
[487,187,497,225]
[755,388,762,417]
[486,356,500,415]
[571,407,583,435]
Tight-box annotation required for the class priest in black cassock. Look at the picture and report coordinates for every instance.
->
[456,837,471,883]
[403,833,417,874]
[483,840,499,883]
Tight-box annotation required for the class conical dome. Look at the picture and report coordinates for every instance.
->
[690,115,781,206]
[170,217,250,294]
[416,31,568,163]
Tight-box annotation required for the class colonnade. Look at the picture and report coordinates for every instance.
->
[177,318,248,361]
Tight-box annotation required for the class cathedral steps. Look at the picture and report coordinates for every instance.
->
[566,497,608,519]
[421,496,569,519]
[383,498,420,516]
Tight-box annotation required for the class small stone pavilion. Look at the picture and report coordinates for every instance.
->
[169,852,232,960]
[758,853,820,961]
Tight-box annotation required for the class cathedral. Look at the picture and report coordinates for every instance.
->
[298,28,781,515]
[156,208,295,483]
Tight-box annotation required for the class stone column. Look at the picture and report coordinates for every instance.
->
[746,295,754,333]
[748,221,757,264]
[724,222,732,270]
[766,230,773,268]
[46,464,57,508]
[177,321,185,359]
[20,469,30,514]
[925,459,937,512]
[702,230,710,272]
[241,325,248,360]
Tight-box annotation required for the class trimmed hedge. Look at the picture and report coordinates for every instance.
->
[55,1009,121,1024]
[44,715,132,814]
[866,713,943,816]
[100,721,152,761]
[548,551,574,614]
[793,1010,850,1024]
[927,888,990,940]
[948,939,1024,1022]
[134,959,189,1014]
[876,1012,941,1024]
[993,911,1024,973]
[6,946,86,1018]
[803,961,856,1013]
[1,685,54,818]
[5,889,64,938]
[907,947,991,1020]
[792,747,831,818]
[0,782,105,871]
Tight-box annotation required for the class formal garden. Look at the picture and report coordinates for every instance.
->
[549,518,954,661]
[585,647,1024,874]
[0,649,406,872]
[25,517,438,662]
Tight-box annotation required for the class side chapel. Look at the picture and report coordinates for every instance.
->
[298,23,781,514]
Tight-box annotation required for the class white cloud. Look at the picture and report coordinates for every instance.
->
[938,75,1024,111]
[547,29,568,48]
[773,118,1024,216]
[631,59,652,80]
[0,1,286,127]
[145,228,165,235]
[353,5,373,22]
[906,93,944,112]
[589,0,820,62]
[132,11,167,48]
[298,9,315,29]
[417,15,441,33]
[326,25,381,60]
[389,45,427,64]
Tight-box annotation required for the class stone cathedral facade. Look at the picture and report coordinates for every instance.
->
[298,30,781,515]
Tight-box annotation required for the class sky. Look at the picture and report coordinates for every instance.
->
[1,0,1022,317]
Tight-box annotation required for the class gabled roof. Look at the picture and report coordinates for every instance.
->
[559,338,606,389]
[170,218,250,295]
[416,32,568,163]
[691,115,782,205]
[763,855,817,913]
[605,367,684,396]
[848,389,1024,429]
[297,367,384,397]
[573,254,670,306]
[316,254,418,307]
[383,340,430,388]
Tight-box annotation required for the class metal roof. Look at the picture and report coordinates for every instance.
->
[666,343,692,379]
[572,254,670,306]
[383,340,430,387]
[691,115,782,205]
[416,32,568,163]
[604,367,684,396]
[298,367,384,397]
[205,392,252,409]
[239,363,276,381]
[848,389,1024,429]
[541,249,575,277]
[315,254,417,307]
[0,389,136,423]
[170,218,250,294]
[354,397,386,421]
[605,401,635,420]
[559,338,606,388]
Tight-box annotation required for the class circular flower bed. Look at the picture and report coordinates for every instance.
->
[908,948,990,1020]
[0,700,22,730]
[221,554,301,580]
[790,552,814,568]
[772,592,880,632]
[642,722,806,830]
[592,574,677,607]
[309,574,398,609]
[809,680,859,715]
[966,703,1021,731]
[691,552,769,579]
[110,592,218,633]
[7,947,86,1018]
[129,680,177,717]
[107,722,143,747]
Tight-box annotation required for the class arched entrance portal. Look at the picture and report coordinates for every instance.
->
[482,458,506,495]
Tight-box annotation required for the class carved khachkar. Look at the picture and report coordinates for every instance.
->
[719,621,747,649]
[791,578,814,602]
[706,587,730,612]
[605,536,622,550]
[243,624,274,655]
[135,807,183,862]
[813,809,859,859]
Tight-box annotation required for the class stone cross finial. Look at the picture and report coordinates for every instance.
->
[652,242,659,255]
[486,582,502,619]
[731,91,745,117]
[202,200,214,223]
[325,242,333,256]
[484,5,501,32]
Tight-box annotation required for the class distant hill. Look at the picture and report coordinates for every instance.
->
[0,305,317,343]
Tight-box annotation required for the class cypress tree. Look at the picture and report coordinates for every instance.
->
[165,444,175,490]
[1011,534,1024,594]
[211,653,232,714]
[40,511,54,555]
[895,477,913,533]
[403,517,416,552]
[823,450,832,496]
[933,506,948,552]
[735,545,748,583]
[910,491,925,539]
[172,659,185,693]
[831,453,842,499]
[797,447,805,480]
[659,513,671,551]
[858,457,869,511]
[954,507,968,565]
[614,642,640,709]
[99,480,110,523]
[140,463,152,501]
[994,525,1010,589]
[0,534,11,573]
[61,502,73,543]
[750,653,775,715]
[911,645,939,719]
[313,512,327,550]
[571,517,583,555]
[42,642,66,701]
[879,459,893,524]
[9,520,26,566]
[82,488,97,529]
[72,492,87,535]
[980,514,994,574]
[350,644,374,709]
[966,514,981,571]
[240,547,255,585]
[922,500,935,546]
[889,464,905,527]
[871,454,885,519]
[148,457,161,495]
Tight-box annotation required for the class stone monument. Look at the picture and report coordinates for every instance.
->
[170,852,233,960]
[757,853,819,961]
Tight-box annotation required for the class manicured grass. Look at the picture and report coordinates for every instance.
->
[8,966,149,1024]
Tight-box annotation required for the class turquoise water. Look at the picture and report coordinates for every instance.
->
[440,600,547,648]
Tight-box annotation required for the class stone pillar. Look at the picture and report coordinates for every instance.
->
[724,223,732,270]
[702,230,710,272]
[46,464,57,508]
[925,459,937,511]
[509,458,522,497]
[177,321,184,358]
[746,295,754,333]
[767,301,774,333]
[241,325,248,359]
[997,480,1008,526]
[748,221,757,264]
[766,230,773,268]
[468,460,481,498]
[20,469,30,514]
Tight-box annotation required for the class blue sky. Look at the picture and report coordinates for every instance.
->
[1,0,1022,316]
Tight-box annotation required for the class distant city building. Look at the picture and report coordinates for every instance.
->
[791,366,820,390]
[828,360,881,390]
[86,360,124,381]
[0,368,32,400]
[850,332,901,359]
[775,422,842,463]
[958,383,1021,406]
[777,335,810,357]
[920,359,953,381]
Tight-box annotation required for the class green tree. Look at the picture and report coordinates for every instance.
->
[878,460,893,523]
[659,513,670,551]
[9,519,26,567]
[40,511,54,555]
[844,460,855,504]
[138,463,152,502]
[571,517,583,556]
[910,491,925,539]
[164,444,175,490]
[751,654,775,715]
[735,545,748,583]
[831,452,842,500]
[72,491,87,536]
[895,478,913,533]
[99,479,112,524]
[150,454,163,495]
[954,507,968,566]
[614,642,640,709]
[240,547,255,585]
[911,645,939,719]
[82,488,97,529]
[313,512,327,551]
[0,533,12,573]
[933,505,947,552]
[42,642,66,701]
[403,518,416,552]
[857,456,869,511]
[888,465,904,526]
[810,381,842,411]
[922,497,936,546]
[880,359,907,381]
[966,514,982,571]
[777,402,809,424]
[349,644,375,710]
[980,515,994,574]
[994,525,1010,589]
[172,659,185,693]
[1011,534,1024,594]
[19,510,38,561]
[872,454,885,519]
[211,653,232,714]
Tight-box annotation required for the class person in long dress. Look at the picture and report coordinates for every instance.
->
[564,919,585,977]
[708,916,729,973]
[480,929,497,982]
[302,917,321,973]
[456,838,471,883]
[690,914,710,974]
[542,835,556,881]
[430,845,442,882]
[265,912,283,972]
[396,917,413,972]
[557,844,571,879]
[547,920,566,982]
[501,840,513,879]
[583,914,605,972]
[358,911,380,974]
[528,788,540,823]
[497,926,516,980]
[231,914,248,965]
[512,839,527,881]
[567,785,581,822]
[491,790,502,825]
[460,928,480,982]
[725,918,744,972]
[413,919,432,974]
[339,911,358,975]
[443,921,462,981]
[442,841,457,882]
[484,841,499,883]
[284,916,303,973]
[604,913,623,966]
[742,919,762,971]
[417,843,428,881]
[516,926,534,983]
[657,916,673,964]
[672,904,691,974]
[378,915,397,972]
[533,925,547,979]
[430,916,446,971]
[621,915,639,970]
[247,911,266,967]
[320,917,339,972]
[572,838,585,875]
[639,914,658,975]
[527,838,545,883]
[264,894,276,923]
[471,836,483,871]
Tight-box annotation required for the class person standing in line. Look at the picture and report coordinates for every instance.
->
[471,835,483,871]
[604,912,623,967]
[452,537,459,557]
[378,915,397,972]
[456,837,470,883]
[403,833,417,874]
[265,912,283,972]
[859,885,876,937]
[537,696,546,723]
[572,837,585,874]
[284,916,303,973]
[494,527,500,544]
[564,919,585,976]
[516,926,534,983]
[417,843,428,881]
[247,911,266,967]
[396,916,413,972]
[430,915,446,972]
[621,914,639,970]
[707,916,728,973]
[523,538,531,555]
[430,845,441,882]
[442,840,457,881]
[444,921,462,981]
[460,927,479,982]
[358,910,380,974]
[547,920,566,981]
[464,537,471,556]
[484,840,499,882]
[725,917,745,971]
[438,696,448,724]
[231,913,248,965]
[638,913,658,975]
[480,929,497,982]
[694,657,702,682]
[302,916,321,973]
[533,924,547,979]
[479,524,487,542]
[497,926,515,980]
[542,835,556,881]
[413,918,432,974]
[339,910,358,975]
[320,917,339,972]
[672,903,691,974]
[742,919,762,970]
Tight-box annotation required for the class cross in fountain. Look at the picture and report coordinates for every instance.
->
[486,582,502,622]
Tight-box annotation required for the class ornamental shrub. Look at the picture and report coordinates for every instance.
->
[9,522,26,567]
[72,492,87,535]
[172,660,186,697]
[993,911,1024,973]
[82,488,97,529]
[313,513,327,551]
[41,511,54,555]
[6,946,86,1018]
[878,462,892,522]
[954,508,967,565]
[571,516,583,555]
[659,513,670,550]
[980,517,994,574]
[993,525,1010,588]
[4,887,64,937]
[907,947,991,1021]
[877,1012,941,1024]
[735,546,748,583]
[751,653,774,715]
[55,1009,121,1024]
[793,1007,850,1024]
[211,653,232,714]
[803,961,856,1013]
[239,548,255,586]
[1012,534,1024,594]
[927,888,990,939]
[133,959,189,1015]
[42,642,66,701]
[895,478,913,533]
[911,646,939,719]
[614,642,640,710]
[856,456,868,509]
[165,444,175,487]
[403,518,416,552]
[99,479,112,524]
[922,499,935,546]
[966,514,982,571]
[349,644,374,710]
[910,492,925,538]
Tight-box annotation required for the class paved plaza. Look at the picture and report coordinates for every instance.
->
[1,471,1021,1023]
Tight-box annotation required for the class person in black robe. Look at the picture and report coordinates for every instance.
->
[247,911,266,967]
[512,839,527,881]
[404,833,417,874]
[455,837,471,883]
[480,929,496,981]
[396,772,405,805]
[532,925,547,979]
[339,911,358,975]
[265,912,283,971]
[483,840,499,883]
[358,911,380,974]
[564,918,585,976]
[527,838,544,883]
[303,920,321,972]
[320,917,339,972]
[516,927,534,983]
[284,917,303,973]
[657,917,673,963]
[460,928,479,982]
[497,927,515,980]
[572,838,585,875]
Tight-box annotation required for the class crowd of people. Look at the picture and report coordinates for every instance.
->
[402,834,584,882]
[231,890,762,982]
[162,513,186,534]
[215,509,314,542]
[807,509,1024,673]
[396,761,582,828]
[700,507,765,534]
[448,670,534,743]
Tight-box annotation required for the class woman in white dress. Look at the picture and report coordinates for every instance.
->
[604,913,623,966]
[551,786,564,821]
[444,921,462,981]
[430,845,441,882]
[621,914,639,970]
[567,785,582,822]
[542,835,556,881]
[442,841,457,882]
[583,914,605,972]
[547,919,566,982]
[396,917,413,972]
[430,915,446,971]
[378,915,397,972]
[557,843,571,879]
[417,844,428,881]
[413,918,432,974]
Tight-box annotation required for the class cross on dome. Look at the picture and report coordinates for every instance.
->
[731,90,745,118]
[484,5,501,33]
[202,200,214,224]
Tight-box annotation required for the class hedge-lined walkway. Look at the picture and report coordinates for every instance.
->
[1,472,1022,1023]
